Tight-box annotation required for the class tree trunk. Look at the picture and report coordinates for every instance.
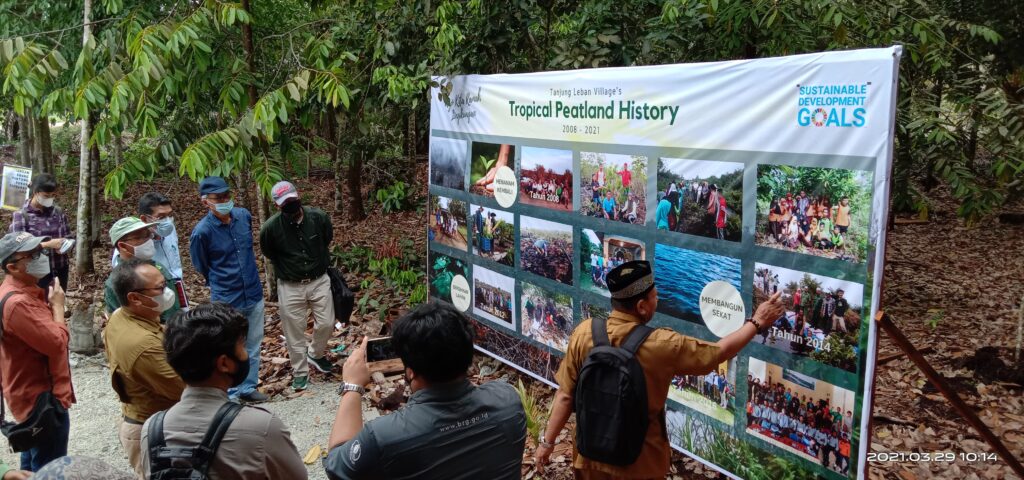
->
[329,111,343,213]
[112,130,123,167]
[31,116,45,173]
[89,121,101,245]
[37,117,53,174]
[74,0,94,278]
[18,115,33,167]
[347,146,366,222]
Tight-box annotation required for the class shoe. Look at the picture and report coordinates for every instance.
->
[292,375,309,392]
[239,391,269,403]
[308,355,335,373]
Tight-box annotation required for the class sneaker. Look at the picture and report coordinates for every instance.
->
[239,391,269,403]
[292,375,309,392]
[308,355,335,373]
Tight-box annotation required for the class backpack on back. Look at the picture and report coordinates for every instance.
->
[574,316,654,466]
[147,402,243,479]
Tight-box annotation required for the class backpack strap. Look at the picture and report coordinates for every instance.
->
[193,402,244,475]
[147,410,171,471]
[620,324,655,355]
[591,315,610,347]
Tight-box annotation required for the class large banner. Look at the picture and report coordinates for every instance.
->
[428,47,900,479]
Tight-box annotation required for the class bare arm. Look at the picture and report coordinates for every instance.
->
[535,389,573,470]
[714,291,784,363]
[328,337,369,449]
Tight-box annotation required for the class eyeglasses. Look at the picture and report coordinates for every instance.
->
[131,282,167,293]
[13,250,46,262]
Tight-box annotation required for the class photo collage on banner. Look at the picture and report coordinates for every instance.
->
[428,47,900,479]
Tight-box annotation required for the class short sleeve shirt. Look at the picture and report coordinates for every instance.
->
[556,311,720,478]
[324,380,526,480]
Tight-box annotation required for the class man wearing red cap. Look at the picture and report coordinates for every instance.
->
[260,181,336,392]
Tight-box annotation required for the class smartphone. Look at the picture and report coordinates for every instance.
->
[366,336,398,362]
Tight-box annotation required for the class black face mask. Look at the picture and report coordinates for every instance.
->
[228,352,250,387]
[281,200,302,218]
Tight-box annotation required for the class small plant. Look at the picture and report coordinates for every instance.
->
[926,309,945,330]
[514,378,547,443]
[375,181,409,213]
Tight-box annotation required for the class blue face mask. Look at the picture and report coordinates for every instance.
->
[213,200,234,215]
[155,217,175,237]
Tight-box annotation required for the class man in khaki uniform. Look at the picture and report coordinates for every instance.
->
[105,257,186,475]
[536,260,784,479]
[140,302,307,479]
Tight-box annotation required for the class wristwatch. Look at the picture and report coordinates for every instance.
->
[338,382,366,396]
[538,432,555,448]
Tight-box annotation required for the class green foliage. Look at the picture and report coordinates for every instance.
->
[515,378,547,442]
[375,181,410,213]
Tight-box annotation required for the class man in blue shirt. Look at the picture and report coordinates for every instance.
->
[601,191,617,220]
[189,176,267,403]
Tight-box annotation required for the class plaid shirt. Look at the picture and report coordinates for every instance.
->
[9,200,73,272]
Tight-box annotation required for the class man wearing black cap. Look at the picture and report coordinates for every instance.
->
[189,176,267,403]
[0,232,75,470]
[536,260,784,479]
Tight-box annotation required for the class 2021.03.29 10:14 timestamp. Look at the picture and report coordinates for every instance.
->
[867,452,998,462]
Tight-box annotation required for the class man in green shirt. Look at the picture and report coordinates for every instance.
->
[260,181,335,392]
[104,217,181,324]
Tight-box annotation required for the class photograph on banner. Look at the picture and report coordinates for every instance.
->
[472,319,561,385]
[469,142,515,197]
[669,357,737,426]
[429,136,467,191]
[428,251,468,305]
[746,357,855,476]
[520,282,574,352]
[656,158,743,242]
[579,229,645,297]
[653,244,742,326]
[579,152,647,224]
[469,204,514,266]
[519,215,574,285]
[429,195,469,250]
[755,164,872,264]
[581,301,610,327]
[753,263,865,372]
[667,407,815,480]
[472,265,516,331]
[518,147,573,211]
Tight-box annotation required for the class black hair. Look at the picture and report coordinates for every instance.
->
[110,257,151,306]
[163,302,248,383]
[391,301,475,383]
[609,285,653,313]
[138,192,172,216]
[30,174,58,195]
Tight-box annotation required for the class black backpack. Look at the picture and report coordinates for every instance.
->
[574,316,654,466]
[147,402,243,479]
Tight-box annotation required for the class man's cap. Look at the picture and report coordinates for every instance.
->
[607,260,655,300]
[271,181,300,206]
[110,217,157,244]
[0,232,49,263]
[199,176,230,195]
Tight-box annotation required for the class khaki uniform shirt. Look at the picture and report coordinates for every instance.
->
[104,308,184,422]
[556,311,720,478]
[140,386,308,479]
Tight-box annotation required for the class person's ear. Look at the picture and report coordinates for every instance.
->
[215,354,233,375]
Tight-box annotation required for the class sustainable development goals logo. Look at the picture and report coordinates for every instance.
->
[797,83,869,128]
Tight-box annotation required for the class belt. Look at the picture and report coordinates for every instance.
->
[123,416,144,425]
[283,274,322,284]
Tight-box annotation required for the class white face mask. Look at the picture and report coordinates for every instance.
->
[37,196,55,208]
[25,254,51,279]
[142,287,176,313]
[129,239,156,260]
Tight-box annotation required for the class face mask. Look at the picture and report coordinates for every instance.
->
[144,287,177,313]
[37,196,55,208]
[281,200,302,216]
[213,200,234,215]
[154,218,175,238]
[25,254,50,279]
[228,352,250,387]
[129,239,156,260]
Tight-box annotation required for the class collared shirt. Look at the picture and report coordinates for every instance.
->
[556,311,720,478]
[103,308,184,422]
[140,386,307,479]
[103,260,181,323]
[324,379,526,480]
[189,209,263,309]
[259,207,332,282]
[0,275,75,421]
[112,230,183,279]
[9,200,72,272]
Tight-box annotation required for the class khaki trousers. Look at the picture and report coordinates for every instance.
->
[118,419,144,478]
[277,273,335,377]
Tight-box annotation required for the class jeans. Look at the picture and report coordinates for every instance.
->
[20,408,70,471]
[228,298,265,397]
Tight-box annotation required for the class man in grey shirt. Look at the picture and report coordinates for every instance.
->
[140,302,307,479]
[324,301,526,480]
